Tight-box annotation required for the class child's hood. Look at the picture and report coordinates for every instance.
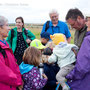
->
[53,42,78,58]
[19,62,34,75]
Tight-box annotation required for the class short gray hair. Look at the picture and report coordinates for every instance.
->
[0,16,8,27]
[49,9,59,17]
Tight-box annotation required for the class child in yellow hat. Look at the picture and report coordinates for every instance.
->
[30,39,46,50]
[30,39,60,89]
[50,33,67,45]
[47,33,78,90]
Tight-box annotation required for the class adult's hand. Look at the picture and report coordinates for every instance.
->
[42,74,48,79]
[26,39,31,44]
[18,85,23,90]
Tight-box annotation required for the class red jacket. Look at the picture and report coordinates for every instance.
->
[0,41,22,90]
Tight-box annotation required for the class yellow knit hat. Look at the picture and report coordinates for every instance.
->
[50,33,66,45]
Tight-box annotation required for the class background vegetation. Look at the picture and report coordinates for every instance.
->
[9,24,75,44]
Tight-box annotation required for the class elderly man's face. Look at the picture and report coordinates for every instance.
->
[50,13,58,24]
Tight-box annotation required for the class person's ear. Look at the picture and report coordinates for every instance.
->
[22,23,24,26]
[0,27,1,29]
[77,16,82,21]
[50,35,53,39]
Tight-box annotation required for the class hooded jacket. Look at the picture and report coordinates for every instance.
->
[6,27,35,53]
[0,41,22,90]
[66,32,90,90]
[19,62,47,90]
[19,62,34,75]
[48,42,78,68]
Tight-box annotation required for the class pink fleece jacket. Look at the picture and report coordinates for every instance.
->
[0,42,22,90]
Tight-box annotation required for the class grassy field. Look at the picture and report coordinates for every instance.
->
[10,25,75,44]
[70,30,75,44]
[29,27,75,44]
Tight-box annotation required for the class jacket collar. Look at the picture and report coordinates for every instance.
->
[50,21,60,27]
[86,31,90,36]
[79,25,87,33]
[13,27,26,32]
[19,62,34,75]
[0,41,9,49]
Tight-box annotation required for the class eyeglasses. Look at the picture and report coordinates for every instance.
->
[70,20,77,27]
[51,16,58,19]
[86,18,90,22]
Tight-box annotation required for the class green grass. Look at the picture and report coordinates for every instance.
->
[29,27,75,44]
[9,25,75,44]
[29,27,42,39]
[70,30,75,44]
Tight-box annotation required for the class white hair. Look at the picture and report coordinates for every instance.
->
[0,16,8,27]
[49,9,59,17]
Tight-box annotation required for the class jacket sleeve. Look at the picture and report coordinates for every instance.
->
[6,30,12,48]
[27,30,35,40]
[48,54,57,63]
[0,56,22,86]
[66,37,90,80]
[28,68,47,89]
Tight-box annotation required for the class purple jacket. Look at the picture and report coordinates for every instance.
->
[0,42,22,90]
[22,67,47,90]
[66,31,90,90]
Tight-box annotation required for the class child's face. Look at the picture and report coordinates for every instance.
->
[86,17,90,28]
[41,38,48,45]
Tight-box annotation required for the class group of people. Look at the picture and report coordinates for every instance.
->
[0,8,90,90]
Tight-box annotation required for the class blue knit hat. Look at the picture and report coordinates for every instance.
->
[41,32,50,40]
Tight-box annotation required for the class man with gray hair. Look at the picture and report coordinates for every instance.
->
[41,9,71,43]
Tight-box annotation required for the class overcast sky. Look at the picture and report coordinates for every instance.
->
[0,0,90,23]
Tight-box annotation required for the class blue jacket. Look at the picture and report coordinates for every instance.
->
[41,20,71,38]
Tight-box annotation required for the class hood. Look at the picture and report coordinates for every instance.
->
[0,40,10,49]
[53,42,78,58]
[19,62,34,75]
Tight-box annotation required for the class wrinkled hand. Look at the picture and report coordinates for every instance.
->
[18,85,23,90]
[18,80,24,90]
[56,82,60,85]
[71,48,77,56]
[42,74,48,79]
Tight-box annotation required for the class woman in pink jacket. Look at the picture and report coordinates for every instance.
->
[0,16,22,90]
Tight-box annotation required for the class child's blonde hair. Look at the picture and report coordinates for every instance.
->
[23,46,41,66]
